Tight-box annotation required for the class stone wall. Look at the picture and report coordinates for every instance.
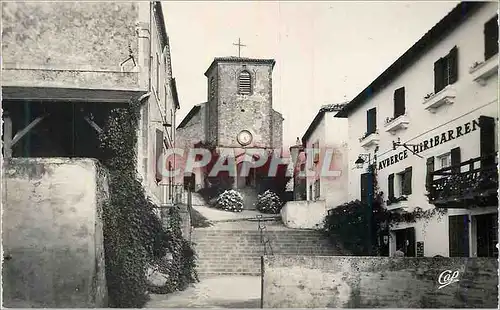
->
[2,158,108,307]
[214,62,274,148]
[262,255,498,308]
[272,110,284,151]
[1,2,140,89]
[280,200,327,229]
[176,104,205,150]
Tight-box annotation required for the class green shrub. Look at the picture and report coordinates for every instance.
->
[215,189,244,212]
[256,190,283,214]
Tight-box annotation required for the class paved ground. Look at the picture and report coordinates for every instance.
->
[145,276,261,308]
[192,203,278,223]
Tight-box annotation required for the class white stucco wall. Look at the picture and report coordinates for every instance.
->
[304,111,349,209]
[281,200,327,229]
[345,3,498,257]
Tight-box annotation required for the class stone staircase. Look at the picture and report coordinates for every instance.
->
[192,219,342,278]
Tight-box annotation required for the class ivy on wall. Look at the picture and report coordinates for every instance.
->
[98,97,197,307]
[323,163,447,256]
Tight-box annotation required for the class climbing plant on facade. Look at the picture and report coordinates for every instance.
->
[323,162,446,256]
[98,97,197,307]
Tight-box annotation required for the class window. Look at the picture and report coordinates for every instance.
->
[366,108,377,134]
[314,179,320,200]
[397,167,412,196]
[437,152,451,170]
[393,87,405,118]
[168,161,173,200]
[156,53,160,95]
[484,15,498,60]
[164,84,168,114]
[238,70,252,95]
[313,141,320,164]
[433,46,458,93]
[155,129,164,183]
[210,77,216,99]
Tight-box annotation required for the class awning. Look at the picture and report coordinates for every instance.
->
[2,86,146,104]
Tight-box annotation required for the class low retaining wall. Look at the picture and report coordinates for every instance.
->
[2,158,108,307]
[280,200,326,229]
[262,255,498,308]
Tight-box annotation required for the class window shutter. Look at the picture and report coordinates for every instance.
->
[367,108,377,134]
[388,174,395,199]
[366,110,371,134]
[360,173,369,203]
[448,47,459,84]
[434,58,445,93]
[155,129,164,182]
[484,15,499,60]
[479,116,496,167]
[238,71,251,95]
[403,167,412,195]
[450,147,461,174]
[425,157,435,192]
[394,87,405,117]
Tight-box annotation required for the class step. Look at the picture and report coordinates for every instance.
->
[197,271,261,278]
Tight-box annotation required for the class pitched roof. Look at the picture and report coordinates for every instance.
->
[335,1,485,118]
[153,2,168,50]
[204,57,276,76]
[302,102,348,145]
[177,104,203,129]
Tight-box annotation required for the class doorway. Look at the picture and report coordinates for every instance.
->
[475,213,498,257]
[394,227,416,257]
[449,215,470,257]
[183,173,195,191]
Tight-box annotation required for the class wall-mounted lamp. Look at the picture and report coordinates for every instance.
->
[355,153,372,169]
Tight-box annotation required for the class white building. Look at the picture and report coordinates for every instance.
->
[336,2,498,257]
[302,103,349,208]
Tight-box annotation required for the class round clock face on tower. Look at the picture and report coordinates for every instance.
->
[237,130,253,146]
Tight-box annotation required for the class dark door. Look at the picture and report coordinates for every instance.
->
[395,227,416,257]
[449,215,470,257]
[476,213,498,257]
[379,230,390,256]
[360,173,372,203]
[183,173,195,191]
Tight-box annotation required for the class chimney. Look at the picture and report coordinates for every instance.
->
[289,137,304,166]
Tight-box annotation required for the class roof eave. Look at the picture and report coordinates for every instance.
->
[338,1,485,118]
[204,58,276,76]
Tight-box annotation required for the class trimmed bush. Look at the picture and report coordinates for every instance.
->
[215,189,244,212]
[256,190,283,214]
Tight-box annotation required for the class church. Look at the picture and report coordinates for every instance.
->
[176,55,284,208]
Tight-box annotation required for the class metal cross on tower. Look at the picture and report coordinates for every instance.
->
[233,38,246,57]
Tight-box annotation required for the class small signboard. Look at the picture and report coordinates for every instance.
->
[417,241,424,257]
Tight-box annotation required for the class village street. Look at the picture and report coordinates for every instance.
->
[147,276,260,308]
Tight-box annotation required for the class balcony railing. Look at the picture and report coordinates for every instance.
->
[427,154,498,208]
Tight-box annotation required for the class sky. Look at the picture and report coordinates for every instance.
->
[162,1,459,148]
